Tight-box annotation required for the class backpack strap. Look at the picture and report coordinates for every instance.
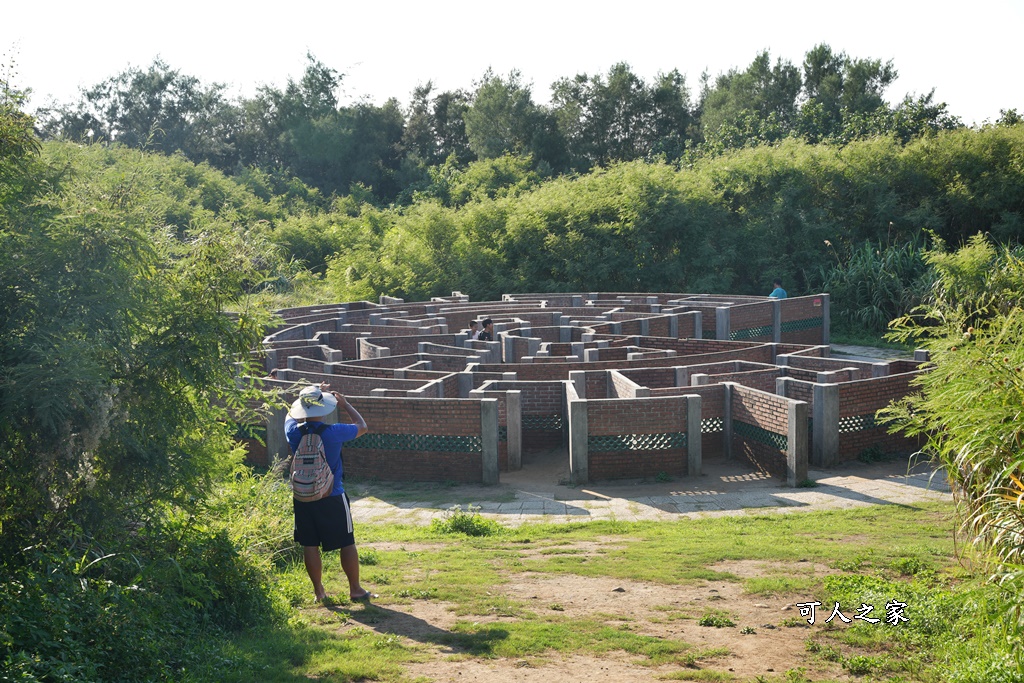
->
[299,421,328,437]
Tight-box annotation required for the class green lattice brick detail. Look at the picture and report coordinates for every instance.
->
[498,426,508,442]
[780,316,824,333]
[588,431,687,452]
[235,423,267,441]
[730,325,773,341]
[522,414,563,431]
[733,420,787,451]
[348,432,483,452]
[702,417,724,433]
[838,413,878,433]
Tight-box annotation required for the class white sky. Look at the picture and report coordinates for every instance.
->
[3,0,1022,126]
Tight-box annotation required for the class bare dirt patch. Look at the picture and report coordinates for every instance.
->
[315,569,856,682]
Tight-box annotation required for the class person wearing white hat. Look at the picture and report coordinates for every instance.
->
[285,383,373,603]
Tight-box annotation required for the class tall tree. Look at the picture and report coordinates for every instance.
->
[403,82,473,166]
[700,50,802,141]
[38,59,238,168]
[798,43,897,142]
[552,63,692,170]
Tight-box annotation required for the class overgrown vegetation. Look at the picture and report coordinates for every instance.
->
[885,235,1024,610]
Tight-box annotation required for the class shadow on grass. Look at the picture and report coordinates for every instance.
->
[340,602,509,655]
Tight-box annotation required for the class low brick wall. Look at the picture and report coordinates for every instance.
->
[342,397,493,483]
[585,396,692,480]
[730,384,800,480]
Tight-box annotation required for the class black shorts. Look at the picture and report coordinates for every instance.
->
[293,493,355,552]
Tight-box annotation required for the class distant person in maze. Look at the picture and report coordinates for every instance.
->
[477,318,494,341]
[285,383,373,603]
[769,278,788,299]
[467,319,480,340]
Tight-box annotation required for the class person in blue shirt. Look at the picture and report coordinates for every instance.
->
[769,278,788,299]
[286,383,371,603]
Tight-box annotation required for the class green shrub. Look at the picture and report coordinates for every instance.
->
[430,505,504,537]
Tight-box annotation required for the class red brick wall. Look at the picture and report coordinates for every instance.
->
[341,398,487,482]
[275,369,429,395]
[363,334,461,357]
[548,343,576,356]
[836,372,924,461]
[324,363,395,378]
[527,327,565,343]
[619,367,677,389]
[586,396,690,480]
[731,385,791,478]
[288,357,326,373]
[608,371,644,398]
[705,368,784,393]
[648,384,727,457]
[482,380,566,450]
[730,302,774,341]
[779,296,826,345]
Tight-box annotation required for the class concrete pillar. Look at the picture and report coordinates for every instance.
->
[394,369,406,379]
[914,349,930,362]
[568,398,589,485]
[771,299,782,343]
[821,293,831,345]
[572,295,584,307]
[569,370,587,399]
[480,399,499,485]
[458,371,474,398]
[812,383,839,468]
[669,314,679,338]
[507,391,522,471]
[685,394,703,476]
[723,382,734,459]
[674,366,689,387]
[370,388,388,397]
[871,363,889,378]
[265,406,290,464]
[560,326,571,343]
[693,311,703,340]
[585,348,600,362]
[570,342,584,359]
[502,372,517,380]
[368,313,382,325]
[640,318,649,336]
[691,373,710,386]
[716,307,730,341]
[787,400,809,487]
[776,376,791,398]
[265,349,279,373]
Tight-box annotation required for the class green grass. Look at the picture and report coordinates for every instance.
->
[193,499,1024,681]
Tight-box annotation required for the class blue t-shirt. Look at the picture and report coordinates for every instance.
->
[769,287,788,299]
[285,417,360,496]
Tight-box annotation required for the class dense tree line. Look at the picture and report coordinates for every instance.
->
[38,45,967,204]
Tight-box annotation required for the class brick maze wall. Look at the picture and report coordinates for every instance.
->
[837,372,923,460]
[483,380,566,450]
[619,367,677,389]
[731,385,792,479]
[586,397,690,480]
[341,398,487,482]
[779,296,826,345]
[729,302,774,341]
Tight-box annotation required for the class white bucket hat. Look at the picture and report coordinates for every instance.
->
[289,385,337,419]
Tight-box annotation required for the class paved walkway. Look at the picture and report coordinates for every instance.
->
[352,456,951,527]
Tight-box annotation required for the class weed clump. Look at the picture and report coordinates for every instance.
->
[430,504,504,537]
